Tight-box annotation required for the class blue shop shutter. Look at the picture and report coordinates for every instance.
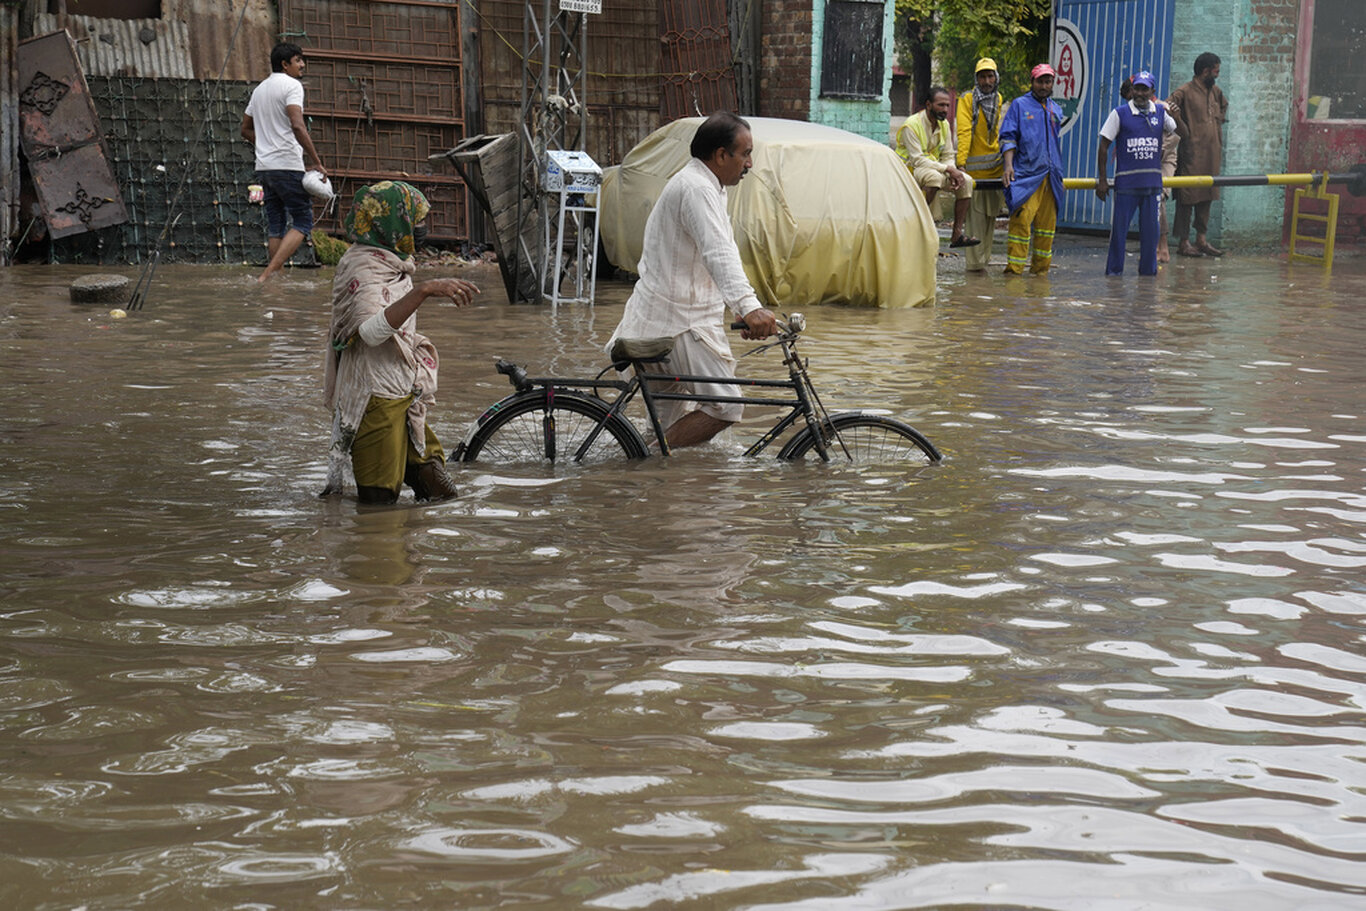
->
[1052,0,1176,230]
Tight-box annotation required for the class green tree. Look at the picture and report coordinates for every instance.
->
[896,0,1052,105]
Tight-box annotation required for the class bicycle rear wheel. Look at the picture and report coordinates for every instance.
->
[778,412,941,464]
[455,391,648,463]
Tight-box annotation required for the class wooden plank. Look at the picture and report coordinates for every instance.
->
[431,133,540,302]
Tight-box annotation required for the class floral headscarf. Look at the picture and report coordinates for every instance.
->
[344,180,430,260]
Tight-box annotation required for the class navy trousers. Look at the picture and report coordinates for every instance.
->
[1106,189,1161,276]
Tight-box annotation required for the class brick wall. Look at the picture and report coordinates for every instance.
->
[758,0,813,121]
[1228,0,1298,249]
[756,0,897,143]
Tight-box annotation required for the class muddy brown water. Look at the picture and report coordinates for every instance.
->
[2,244,1364,909]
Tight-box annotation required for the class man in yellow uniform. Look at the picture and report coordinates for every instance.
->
[956,57,1008,272]
[1001,64,1065,275]
[896,86,979,249]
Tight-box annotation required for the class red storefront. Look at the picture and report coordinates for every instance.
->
[1290,0,1366,245]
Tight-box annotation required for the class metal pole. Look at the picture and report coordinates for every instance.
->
[972,168,1366,194]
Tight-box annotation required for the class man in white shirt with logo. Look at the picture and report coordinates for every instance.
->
[241,42,326,282]
[606,112,777,449]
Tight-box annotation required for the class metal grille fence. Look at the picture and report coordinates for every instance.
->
[49,77,267,265]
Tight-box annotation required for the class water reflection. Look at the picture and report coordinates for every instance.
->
[2,252,1365,907]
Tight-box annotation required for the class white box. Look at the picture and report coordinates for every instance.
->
[543,150,602,193]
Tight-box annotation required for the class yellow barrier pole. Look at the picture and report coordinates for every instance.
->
[1059,173,1333,191]
[971,169,1365,193]
[964,169,1365,269]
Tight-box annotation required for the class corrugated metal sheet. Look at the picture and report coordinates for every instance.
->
[38,1,274,83]
[1054,0,1177,230]
[34,13,195,79]
[177,0,277,82]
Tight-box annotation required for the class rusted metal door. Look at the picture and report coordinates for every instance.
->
[17,30,128,239]
[277,0,468,241]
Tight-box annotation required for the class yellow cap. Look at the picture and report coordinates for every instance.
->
[975,57,998,74]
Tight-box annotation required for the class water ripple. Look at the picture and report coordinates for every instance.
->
[661,659,972,683]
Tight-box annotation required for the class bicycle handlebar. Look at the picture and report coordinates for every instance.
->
[495,358,532,391]
[732,312,806,335]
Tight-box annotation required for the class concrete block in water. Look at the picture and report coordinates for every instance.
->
[70,274,130,304]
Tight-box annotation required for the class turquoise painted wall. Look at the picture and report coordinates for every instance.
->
[808,0,896,142]
[1170,0,1297,249]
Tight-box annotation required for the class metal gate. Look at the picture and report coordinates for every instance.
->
[277,0,468,240]
[1053,0,1176,230]
[659,0,739,121]
[17,30,129,239]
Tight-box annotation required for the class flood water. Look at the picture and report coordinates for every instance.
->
[2,243,1365,909]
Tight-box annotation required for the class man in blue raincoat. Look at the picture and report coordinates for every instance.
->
[1000,64,1066,274]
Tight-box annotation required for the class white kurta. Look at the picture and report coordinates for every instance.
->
[607,158,760,358]
[322,245,439,492]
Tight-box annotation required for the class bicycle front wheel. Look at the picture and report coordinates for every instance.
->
[778,412,941,464]
[455,391,648,464]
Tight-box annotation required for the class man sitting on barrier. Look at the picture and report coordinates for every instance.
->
[897,86,980,249]
[605,112,777,449]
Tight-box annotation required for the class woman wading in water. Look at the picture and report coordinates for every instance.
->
[321,181,477,504]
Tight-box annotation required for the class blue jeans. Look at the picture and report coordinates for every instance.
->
[256,169,314,238]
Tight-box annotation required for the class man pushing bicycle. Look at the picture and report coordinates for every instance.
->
[605,112,778,449]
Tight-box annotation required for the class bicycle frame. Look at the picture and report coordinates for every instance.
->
[489,315,843,461]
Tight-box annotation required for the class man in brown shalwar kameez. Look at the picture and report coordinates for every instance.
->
[1167,52,1228,257]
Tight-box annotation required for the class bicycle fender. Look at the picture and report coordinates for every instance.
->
[449,392,526,461]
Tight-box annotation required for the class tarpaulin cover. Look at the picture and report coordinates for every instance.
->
[598,117,938,308]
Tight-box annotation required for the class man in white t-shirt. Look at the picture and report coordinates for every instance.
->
[605,112,777,449]
[240,42,326,282]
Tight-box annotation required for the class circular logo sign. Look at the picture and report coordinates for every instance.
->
[1052,18,1088,136]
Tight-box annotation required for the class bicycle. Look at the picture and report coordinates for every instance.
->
[449,313,942,465]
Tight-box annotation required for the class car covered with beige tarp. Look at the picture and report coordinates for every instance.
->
[598,117,938,308]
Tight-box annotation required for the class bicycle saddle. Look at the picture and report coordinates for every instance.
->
[609,337,674,370]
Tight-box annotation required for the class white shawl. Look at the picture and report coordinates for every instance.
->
[322,245,439,493]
